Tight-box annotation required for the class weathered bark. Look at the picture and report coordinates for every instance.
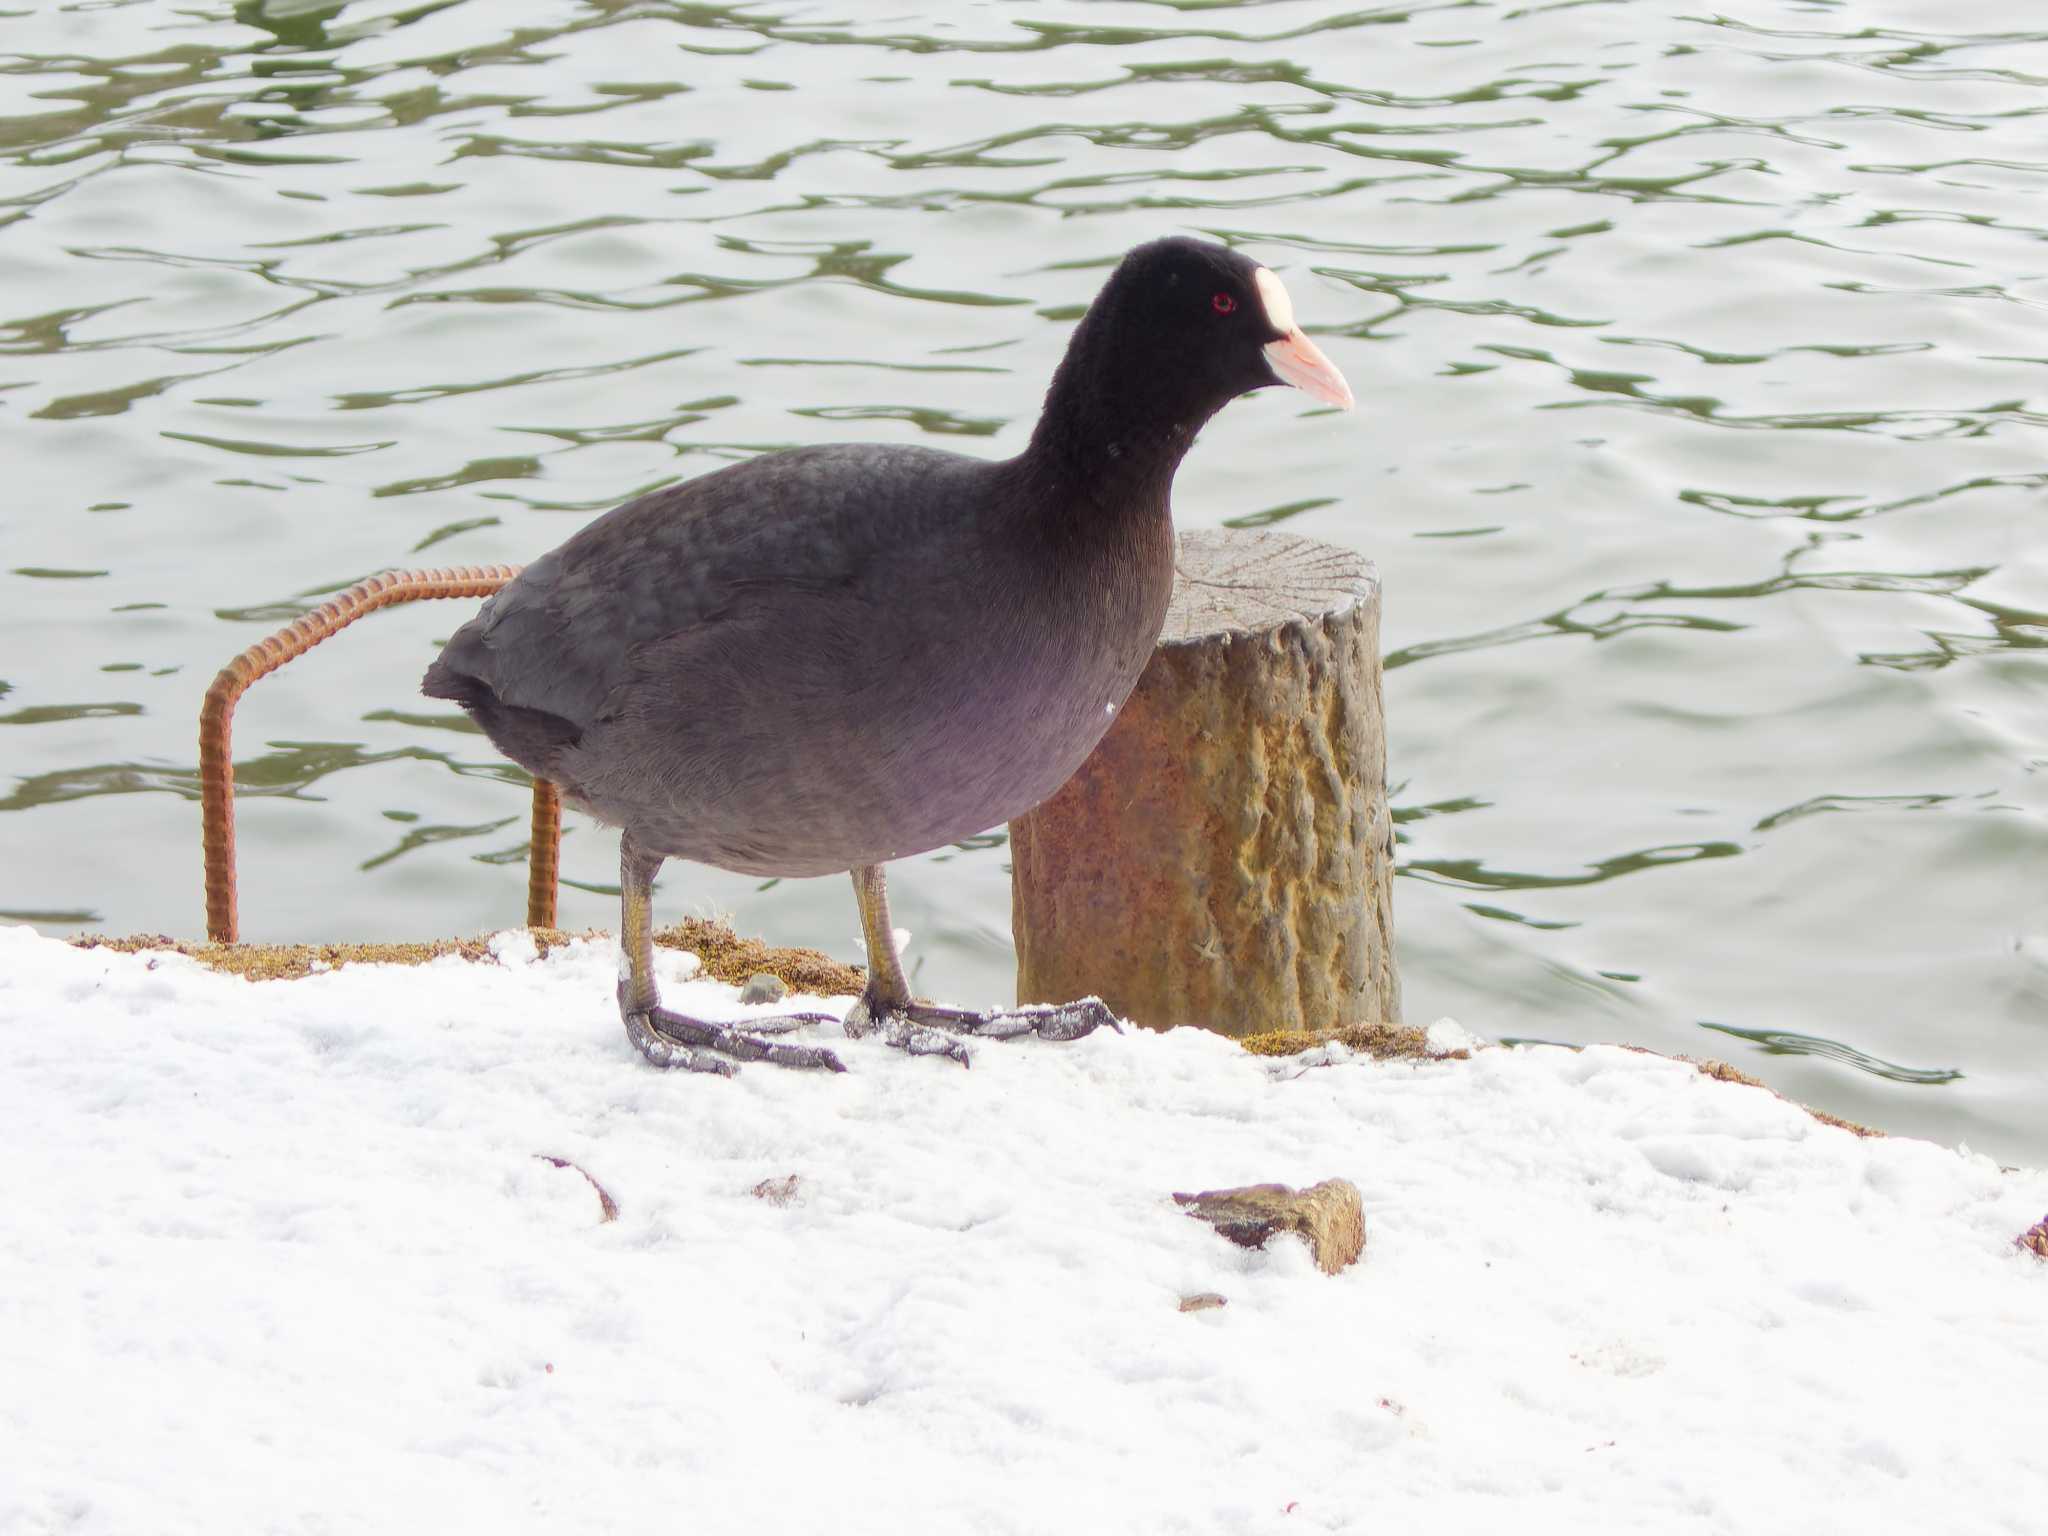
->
[1173,1179,1367,1276]
[1010,528,1399,1035]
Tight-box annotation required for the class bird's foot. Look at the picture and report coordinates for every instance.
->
[624,1006,847,1075]
[843,995,1121,1067]
[841,1001,975,1066]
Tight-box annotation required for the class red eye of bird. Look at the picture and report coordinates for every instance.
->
[1212,292,1236,315]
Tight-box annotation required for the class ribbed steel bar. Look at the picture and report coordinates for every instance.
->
[199,565,561,942]
[527,774,562,930]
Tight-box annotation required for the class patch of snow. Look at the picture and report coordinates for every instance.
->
[1426,1015,1482,1055]
[1,926,2043,1536]
[489,929,537,967]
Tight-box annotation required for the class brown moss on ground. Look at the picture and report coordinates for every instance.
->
[1239,1021,1459,1062]
[72,918,866,995]
[651,918,865,995]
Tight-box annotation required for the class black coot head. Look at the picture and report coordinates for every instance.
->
[1080,236,1353,426]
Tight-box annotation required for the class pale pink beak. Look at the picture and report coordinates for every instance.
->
[1251,266,1352,409]
[1263,328,1354,411]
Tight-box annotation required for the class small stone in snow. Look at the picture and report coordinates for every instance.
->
[1178,1292,1228,1313]
[739,973,788,1006]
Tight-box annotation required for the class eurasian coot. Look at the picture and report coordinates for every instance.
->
[423,236,1353,1073]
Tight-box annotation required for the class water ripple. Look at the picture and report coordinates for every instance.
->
[3,0,2044,1158]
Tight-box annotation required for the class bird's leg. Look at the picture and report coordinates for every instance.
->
[840,863,1120,1067]
[616,832,845,1075]
[840,862,971,1065]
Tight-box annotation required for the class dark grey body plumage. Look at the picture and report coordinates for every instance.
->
[426,440,1173,876]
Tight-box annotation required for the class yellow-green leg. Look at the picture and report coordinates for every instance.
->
[617,831,845,1075]
[842,862,1120,1067]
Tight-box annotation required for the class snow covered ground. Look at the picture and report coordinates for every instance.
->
[3,924,2043,1536]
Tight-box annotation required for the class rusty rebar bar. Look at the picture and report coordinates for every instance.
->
[200,566,562,943]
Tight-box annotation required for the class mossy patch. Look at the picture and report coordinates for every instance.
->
[650,918,865,996]
[72,918,867,996]
[1239,1021,1455,1062]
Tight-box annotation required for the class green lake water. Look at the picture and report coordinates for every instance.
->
[3,0,2042,1162]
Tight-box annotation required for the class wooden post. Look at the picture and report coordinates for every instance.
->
[1009,528,1399,1035]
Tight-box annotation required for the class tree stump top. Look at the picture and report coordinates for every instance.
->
[1162,528,1377,646]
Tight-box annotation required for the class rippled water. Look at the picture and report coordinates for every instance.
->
[3,0,2043,1160]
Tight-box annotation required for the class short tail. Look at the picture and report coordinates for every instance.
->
[421,656,487,706]
[421,658,584,785]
